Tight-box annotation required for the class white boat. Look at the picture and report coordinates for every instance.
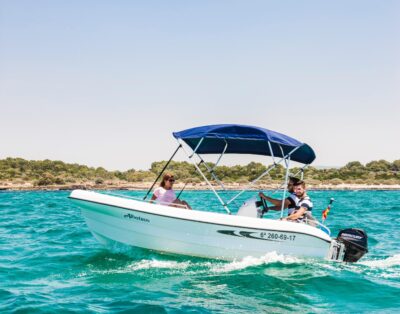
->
[70,124,368,262]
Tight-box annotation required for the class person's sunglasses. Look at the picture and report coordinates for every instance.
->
[168,179,175,182]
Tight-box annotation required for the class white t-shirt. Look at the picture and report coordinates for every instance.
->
[153,187,176,205]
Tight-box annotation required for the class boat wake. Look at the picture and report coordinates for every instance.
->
[125,259,192,272]
[79,251,309,278]
[358,254,400,268]
[210,252,304,273]
[78,244,400,280]
[98,239,307,273]
[329,254,400,280]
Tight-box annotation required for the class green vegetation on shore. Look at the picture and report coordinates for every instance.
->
[0,157,399,187]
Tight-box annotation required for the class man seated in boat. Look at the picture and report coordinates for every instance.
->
[281,180,314,223]
[258,176,300,215]
[151,173,192,209]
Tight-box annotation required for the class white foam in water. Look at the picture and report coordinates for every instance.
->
[126,259,191,271]
[89,253,303,275]
[211,252,302,273]
[82,253,400,278]
[359,254,400,268]
[79,259,192,276]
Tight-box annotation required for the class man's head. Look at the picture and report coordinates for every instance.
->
[288,177,300,193]
[293,180,306,197]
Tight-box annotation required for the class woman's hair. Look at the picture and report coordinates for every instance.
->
[160,173,174,188]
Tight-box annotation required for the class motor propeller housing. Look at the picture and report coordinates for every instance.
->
[328,229,368,263]
[336,228,368,262]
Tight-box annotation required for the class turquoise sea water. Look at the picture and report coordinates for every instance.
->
[1,190,399,313]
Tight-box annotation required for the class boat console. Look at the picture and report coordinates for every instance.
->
[237,196,268,218]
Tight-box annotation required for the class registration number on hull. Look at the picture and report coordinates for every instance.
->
[260,232,296,241]
[217,230,296,242]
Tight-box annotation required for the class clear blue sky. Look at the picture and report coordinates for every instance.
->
[1,0,399,170]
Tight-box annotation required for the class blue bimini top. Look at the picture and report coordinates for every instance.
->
[173,124,316,164]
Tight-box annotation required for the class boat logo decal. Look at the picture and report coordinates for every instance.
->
[124,213,150,223]
[217,230,297,242]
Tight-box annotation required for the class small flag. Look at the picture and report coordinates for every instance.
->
[322,198,334,222]
[322,207,330,220]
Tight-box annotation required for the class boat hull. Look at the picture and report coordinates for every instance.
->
[70,190,331,260]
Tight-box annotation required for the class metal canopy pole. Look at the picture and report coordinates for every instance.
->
[143,144,182,200]
[267,141,276,164]
[197,154,226,190]
[196,140,228,190]
[280,148,291,218]
[226,145,300,206]
[178,138,231,214]
[212,140,228,171]
[197,141,244,209]
[226,162,277,205]
[189,138,204,158]
[269,163,309,195]
[299,164,308,179]
[176,159,205,199]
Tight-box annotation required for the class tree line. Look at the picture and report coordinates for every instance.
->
[0,157,399,186]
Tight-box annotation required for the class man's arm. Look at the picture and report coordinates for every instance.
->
[283,207,307,221]
[268,205,283,211]
[259,192,290,208]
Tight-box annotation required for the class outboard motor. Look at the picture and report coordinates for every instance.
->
[336,228,368,262]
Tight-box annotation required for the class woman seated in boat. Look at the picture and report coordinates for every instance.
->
[151,173,192,209]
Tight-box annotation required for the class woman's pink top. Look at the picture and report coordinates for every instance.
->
[153,187,176,205]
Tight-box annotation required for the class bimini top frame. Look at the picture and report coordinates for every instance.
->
[145,124,316,215]
[173,124,316,164]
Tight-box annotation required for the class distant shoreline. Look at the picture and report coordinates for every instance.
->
[1,182,400,191]
[2,158,399,191]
